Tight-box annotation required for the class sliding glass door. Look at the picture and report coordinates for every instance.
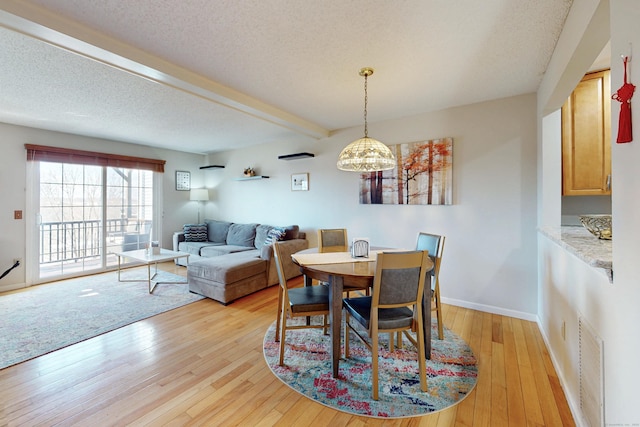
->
[34,161,156,282]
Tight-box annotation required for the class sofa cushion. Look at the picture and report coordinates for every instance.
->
[205,220,232,243]
[227,223,258,247]
[178,241,222,256]
[200,245,256,257]
[254,224,272,250]
[183,223,208,242]
[254,224,286,249]
[188,252,266,284]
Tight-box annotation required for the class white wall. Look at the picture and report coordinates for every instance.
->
[538,0,640,424]
[206,93,539,319]
[0,122,205,291]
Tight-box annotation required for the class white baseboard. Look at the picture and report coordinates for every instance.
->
[442,297,538,322]
[0,282,27,294]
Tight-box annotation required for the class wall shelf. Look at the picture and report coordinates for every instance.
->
[200,165,225,169]
[278,152,315,160]
[235,175,269,181]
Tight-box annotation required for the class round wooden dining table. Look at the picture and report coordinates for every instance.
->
[292,248,434,378]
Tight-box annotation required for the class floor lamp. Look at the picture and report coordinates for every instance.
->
[190,188,209,223]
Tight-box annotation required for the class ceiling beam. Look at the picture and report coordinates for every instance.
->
[0,1,329,140]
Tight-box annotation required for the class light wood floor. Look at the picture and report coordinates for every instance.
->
[0,263,575,426]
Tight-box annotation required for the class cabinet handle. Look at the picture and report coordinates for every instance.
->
[607,174,611,191]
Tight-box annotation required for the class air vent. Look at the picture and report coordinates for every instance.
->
[579,314,604,427]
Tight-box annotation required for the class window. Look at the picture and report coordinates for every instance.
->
[26,145,165,282]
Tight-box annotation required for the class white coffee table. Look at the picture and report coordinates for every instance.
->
[114,248,190,293]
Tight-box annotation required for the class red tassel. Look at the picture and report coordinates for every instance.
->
[612,57,635,144]
[617,103,633,143]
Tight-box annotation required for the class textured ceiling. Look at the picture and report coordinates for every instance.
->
[0,0,574,154]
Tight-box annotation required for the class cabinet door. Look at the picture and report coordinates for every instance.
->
[562,70,611,196]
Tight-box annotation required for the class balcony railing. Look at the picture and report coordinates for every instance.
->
[39,219,151,265]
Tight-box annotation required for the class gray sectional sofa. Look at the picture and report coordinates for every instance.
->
[173,220,308,304]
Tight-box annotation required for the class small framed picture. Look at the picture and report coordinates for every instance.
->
[291,173,309,191]
[175,170,191,191]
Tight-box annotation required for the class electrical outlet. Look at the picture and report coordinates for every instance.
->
[13,258,22,266]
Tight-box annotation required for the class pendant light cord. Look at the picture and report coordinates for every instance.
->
[363,73,369,138]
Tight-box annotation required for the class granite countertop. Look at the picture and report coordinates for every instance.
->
[539,225,613,282]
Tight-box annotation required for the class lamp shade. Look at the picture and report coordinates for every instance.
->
[337,137,396,172]
[190,188,209,201]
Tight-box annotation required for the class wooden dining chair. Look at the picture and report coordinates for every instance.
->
[415,232,445,340]
[343,250,431,400]
[317,228,364,296]
[317,228,348,253]
[273,241,330,366]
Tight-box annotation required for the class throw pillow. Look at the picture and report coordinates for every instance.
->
[283,225,300,240]
[183,223,207,242]
[264,227,286,245]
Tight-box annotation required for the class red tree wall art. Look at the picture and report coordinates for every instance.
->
[359,138,453,205]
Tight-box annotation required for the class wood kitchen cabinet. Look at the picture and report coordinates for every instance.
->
[562,69,611,196]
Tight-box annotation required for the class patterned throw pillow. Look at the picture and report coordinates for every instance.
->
[183,223,207,242]
[264,227,286,245]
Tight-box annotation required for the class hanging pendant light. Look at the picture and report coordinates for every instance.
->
[337,67,396,172]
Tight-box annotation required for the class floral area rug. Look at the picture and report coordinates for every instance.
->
[0,270,203,370]
[263,317,477,418]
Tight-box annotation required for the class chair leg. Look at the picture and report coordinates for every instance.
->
[415,309,427,393]
[275,287,283,342]
[434,283,444,340]
[278,308,288,366]
[344,312,350,358]
[323,314,328,335]
[372,329,379,400]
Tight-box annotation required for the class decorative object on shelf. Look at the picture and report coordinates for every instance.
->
[579,214,612,240]
[351,238,370,258]
[190,188,209,223]
[200,165,225,169]
[243,167,256,177]
[359,138,453,205]
[337,67,396,172]
[175,170,190,191]
[291,173,309,191]
[278,152,315,160]
[612,54,635,143]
